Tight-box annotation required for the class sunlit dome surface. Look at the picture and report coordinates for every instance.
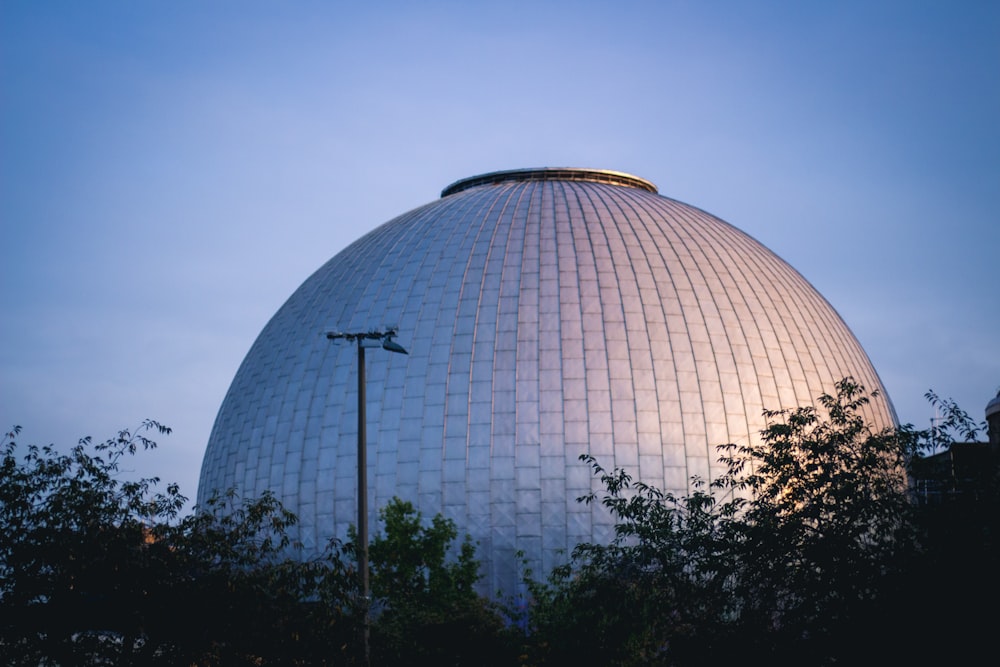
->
[198,168,896,595]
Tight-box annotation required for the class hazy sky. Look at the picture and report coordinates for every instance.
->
[2,1,997,509]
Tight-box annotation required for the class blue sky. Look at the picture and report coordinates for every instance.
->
[2,1,997,507]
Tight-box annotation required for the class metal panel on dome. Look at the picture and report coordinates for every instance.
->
[198,168,896,597]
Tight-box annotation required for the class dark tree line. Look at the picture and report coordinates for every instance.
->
[0,422,511,666]
[2,380,996,666]
[520,380,997,666]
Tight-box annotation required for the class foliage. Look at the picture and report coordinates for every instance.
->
[921,389,986,453]
[901,391,998,664]
[4,378,993,666]
[0,421,183,665]
[145,490,359,666]
[366,498,514,666]
[713,379,921,661]
[521,466,741,666]
[521,379,960,666]
[0,422,357,666]
[0,423,512,666]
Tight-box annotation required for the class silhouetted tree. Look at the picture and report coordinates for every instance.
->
[520,461,741,667]
[0,423,357,666]
[7,379,993,666]
[0,423,518,666]
[522,379,959,666]
[714,378,920,663]
[895,391,998,665]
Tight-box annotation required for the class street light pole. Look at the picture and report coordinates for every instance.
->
[356,340,368,626]
[325,327,408,667]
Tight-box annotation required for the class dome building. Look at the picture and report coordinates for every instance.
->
[198,168,896,595]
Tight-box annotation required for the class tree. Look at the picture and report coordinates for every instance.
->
[714,378,921,663]
[0,422,358,666]
[0,421,184,665]
[520,464,741,667]
[144,490,359,666]
[0,422,523,665]
[365,498,513,666]
[899,391,998,664]
[523,379,933,666]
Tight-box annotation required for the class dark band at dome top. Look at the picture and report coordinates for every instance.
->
[441,168,658,197]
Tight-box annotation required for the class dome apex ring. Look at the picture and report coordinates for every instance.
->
[441,167,658,197]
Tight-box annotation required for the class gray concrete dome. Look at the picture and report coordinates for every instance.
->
[198,168,896,595]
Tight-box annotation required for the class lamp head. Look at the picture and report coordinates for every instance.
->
[382,338,408,355]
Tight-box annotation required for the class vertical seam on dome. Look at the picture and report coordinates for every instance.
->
[609,190,672,492]
[748,243,828,409]
[700,217,788,415]
[443,183,515,542]
[515,180,543,555]
[471,184,523,593]
[550,179,589,547]
[472,187,517,447]
[778,263,894,425]
[619,194,687,490]
[639,194,712,487]
[557,178,609,540]
[535,179,561,565]
[666,200,760,484]
[403,190,482,521]
[583,184,648,472]
[765,251,847,405]
[722,225,836,412]
[620,193,707,490]
[485,180,531,591]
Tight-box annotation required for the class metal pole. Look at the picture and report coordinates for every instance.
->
[325,327,406,667]
[357,341,370,667]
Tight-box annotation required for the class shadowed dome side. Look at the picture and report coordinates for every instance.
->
[198,169,896,597]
